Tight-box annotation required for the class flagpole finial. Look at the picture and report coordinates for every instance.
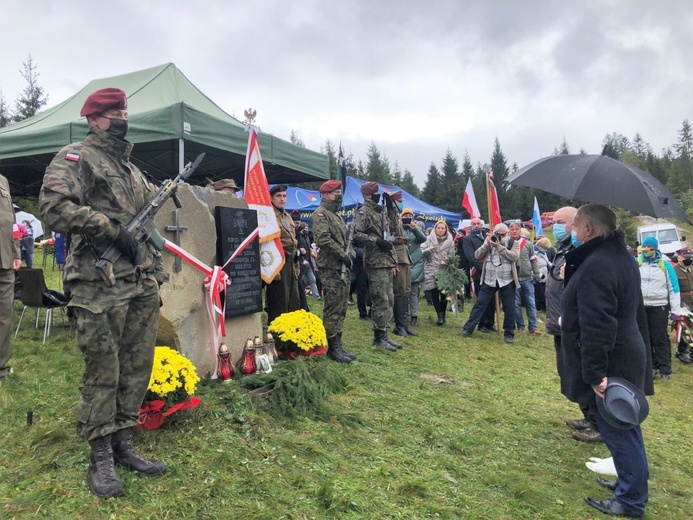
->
[243,108,258,126]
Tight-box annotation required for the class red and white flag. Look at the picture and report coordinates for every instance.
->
[243,128,284,283]
[462,178,480,219]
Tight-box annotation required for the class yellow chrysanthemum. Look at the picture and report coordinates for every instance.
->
[146,346,200,400]
[267,310,327,351]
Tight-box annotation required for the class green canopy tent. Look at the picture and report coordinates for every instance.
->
[0,63,329,195]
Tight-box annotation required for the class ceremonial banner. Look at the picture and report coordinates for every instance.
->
[488,179,502,227]
[532,197,543,235]
[462,178,480,219]
[244,128,284,283]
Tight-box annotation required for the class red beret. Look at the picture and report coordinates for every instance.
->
[319,180,342,193]
[80,88,128,117]
[361,181,379,196]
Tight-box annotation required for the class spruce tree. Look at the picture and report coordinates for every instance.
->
[321,139,338,180]
[0,91,11,127]
[401,169,420,197]
[421,163,442,206]
[365,141,391,184]
[289,129,305,147]
[13,55,48,122]
[490,138,510,208]
[438,149,462,212]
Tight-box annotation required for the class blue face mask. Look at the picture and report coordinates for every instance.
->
[570,230,584,248]
[553,223,568,241]
[397,203,403,211]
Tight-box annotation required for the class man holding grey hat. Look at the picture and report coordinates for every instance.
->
[561,204,650,518]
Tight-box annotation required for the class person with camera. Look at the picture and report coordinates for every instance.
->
[401,208,426,327]
[459,223,520,343]
[463,218,496,332]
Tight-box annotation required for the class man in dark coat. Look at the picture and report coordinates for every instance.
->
[561,204,650,518]
[462,218,495,332]
[545,206,603,443]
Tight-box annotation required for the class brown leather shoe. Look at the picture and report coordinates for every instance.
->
[565,417,592,430]
[572,427,603,443]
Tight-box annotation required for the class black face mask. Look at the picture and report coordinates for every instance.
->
[334,194,343,204]
[371,194,381,204]
[105,118,128,140]
[684,259,693,266]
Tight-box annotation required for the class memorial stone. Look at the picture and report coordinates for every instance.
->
[155,184,262,377]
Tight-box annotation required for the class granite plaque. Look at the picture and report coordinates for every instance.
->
[215,206,262,317]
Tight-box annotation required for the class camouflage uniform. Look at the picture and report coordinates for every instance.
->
[354,199,396,331]
[0,173,20,378]
[39,127,165,441]
[389,207,415,336]
[265,205,300,326]
[313,198,349,337]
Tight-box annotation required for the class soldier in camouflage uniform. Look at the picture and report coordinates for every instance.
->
[265,185,301,325]
[312,180,356,363]
[0,173,21,383]
[353,181,401,351]
[39,88,167,498]
[387,191,417,337]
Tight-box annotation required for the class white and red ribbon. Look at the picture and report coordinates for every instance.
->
[162,227,259,378]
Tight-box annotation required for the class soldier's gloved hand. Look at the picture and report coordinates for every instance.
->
[342,256,353,269]
[376,238,393,251]
[114,227,140,266]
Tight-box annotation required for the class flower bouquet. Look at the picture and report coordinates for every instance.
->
[267,310,327,360]
[138,346,201,430]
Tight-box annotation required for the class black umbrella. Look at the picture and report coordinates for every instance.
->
[507,154,691,224]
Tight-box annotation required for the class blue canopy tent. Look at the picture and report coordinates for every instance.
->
[281,177,462,228]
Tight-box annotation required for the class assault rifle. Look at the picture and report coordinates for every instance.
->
[341,204,358,280]
[381,192,393,242]
[96,153,206,286]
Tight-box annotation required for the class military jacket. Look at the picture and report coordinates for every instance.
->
[273,206,298,256]
[312,199,348,271]
[39,128,161,283]
[388,208,412,265]
[0,174,20,270]
[353,199,396,269]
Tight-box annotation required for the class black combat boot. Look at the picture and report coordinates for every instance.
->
[383,330,402,349]
[373,329,397,351]
[327,335,353,363]
[338,332,357,361]
[392,297,409,336]
[112,428,166,476]
[87,434,124,498]
[437,311,445,326]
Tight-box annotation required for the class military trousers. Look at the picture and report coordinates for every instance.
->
[0,268,14,374]
[70,276,160,441]
[367,267,394,331]
[322,268,349,337]
[266,258,301,326]
[393,263,411,297]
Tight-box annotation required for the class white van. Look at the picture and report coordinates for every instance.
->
[637,223,686,257]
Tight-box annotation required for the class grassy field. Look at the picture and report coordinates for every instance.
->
[1,250,692,519]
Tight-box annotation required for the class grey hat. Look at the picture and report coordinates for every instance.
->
[596,377,649,429]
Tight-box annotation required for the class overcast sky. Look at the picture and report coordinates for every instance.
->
[2,0,691,186]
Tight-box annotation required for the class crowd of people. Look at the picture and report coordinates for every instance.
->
[0,86,687,516]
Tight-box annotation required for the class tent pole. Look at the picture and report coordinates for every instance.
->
[178,138,185,174]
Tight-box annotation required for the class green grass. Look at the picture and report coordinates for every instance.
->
[1,249,692,518]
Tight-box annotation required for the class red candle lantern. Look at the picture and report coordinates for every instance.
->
[216,343,234,383]
[239,338,257,375]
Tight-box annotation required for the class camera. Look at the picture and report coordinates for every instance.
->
[490,233,500,243]
[402,217,412,225]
